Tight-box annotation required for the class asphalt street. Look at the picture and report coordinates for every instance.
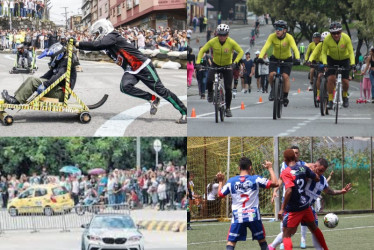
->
[0,53,187,136]
[188,21,374,136]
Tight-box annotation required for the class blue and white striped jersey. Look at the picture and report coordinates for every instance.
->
[305,175,328,205]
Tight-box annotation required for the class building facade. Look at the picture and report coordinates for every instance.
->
[98,0,110,20]
[108,0,186,30]
[91,0,99,24]
[69,15,83,32]
[82,0,92,31]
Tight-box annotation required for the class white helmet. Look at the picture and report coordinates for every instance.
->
[90,19,114,41]
[321,31,329,41]
[216,24,229,35]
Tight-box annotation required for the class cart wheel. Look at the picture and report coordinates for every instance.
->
[79,112,91,123]
[3,115,13,126]
[9,70,13,74]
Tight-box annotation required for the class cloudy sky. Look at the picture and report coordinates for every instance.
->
[49,0,82,25]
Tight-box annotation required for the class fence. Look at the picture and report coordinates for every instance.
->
[0,204,130,233]
[187,137,374,220]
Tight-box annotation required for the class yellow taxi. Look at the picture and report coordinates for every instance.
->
[7,184,74,216]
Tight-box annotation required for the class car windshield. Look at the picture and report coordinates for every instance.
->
[90,216,136,229]
[52,186,68,196]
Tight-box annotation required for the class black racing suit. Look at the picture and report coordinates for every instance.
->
[78,31,187,115]
[16,49,32,68]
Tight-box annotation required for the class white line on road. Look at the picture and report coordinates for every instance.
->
[94,95,187,136]
[189,116,371,120]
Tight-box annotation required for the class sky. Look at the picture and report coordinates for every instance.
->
[49,0,82,25]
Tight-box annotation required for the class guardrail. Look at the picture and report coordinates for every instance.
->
[0,203,131,232]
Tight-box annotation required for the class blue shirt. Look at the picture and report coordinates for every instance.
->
[243,58,254,76]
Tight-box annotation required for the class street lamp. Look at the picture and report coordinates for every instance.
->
[153,139,162,169]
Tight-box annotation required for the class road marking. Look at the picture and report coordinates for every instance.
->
[190,116,371,120]
[94,95,187,136]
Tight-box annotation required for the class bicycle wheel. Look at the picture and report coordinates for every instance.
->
[277,78,283,118]
[273,77,280,120]
[214,83,219,123]
[313,72,318,108]
[219,87,225,122]
[320,78,328,116]
[335,83,340,124]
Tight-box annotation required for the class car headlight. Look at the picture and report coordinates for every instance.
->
[87,235,101,242]
[128,235,142,242]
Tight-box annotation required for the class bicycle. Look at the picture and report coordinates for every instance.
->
[269,60,295,120]
[325,65,352,124]
[319,72,329,116]
[309,63,324,108]
[203,66,232,123]
[250,36,255,49]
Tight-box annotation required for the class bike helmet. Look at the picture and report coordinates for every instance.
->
[274,20,288,29]
[321,31,329,41]
[329,22,342,32]
[312,32,321,38]
[216,24,230,35]
[90,19,115,41]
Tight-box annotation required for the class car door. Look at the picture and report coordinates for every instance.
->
[17,188,34,214]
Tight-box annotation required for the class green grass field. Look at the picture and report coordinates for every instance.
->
[188,214,374,249]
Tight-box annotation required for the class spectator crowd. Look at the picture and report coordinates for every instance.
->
[0,0,44,19]
[0,162,188,211]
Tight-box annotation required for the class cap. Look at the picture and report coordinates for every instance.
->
[255,51,260,55]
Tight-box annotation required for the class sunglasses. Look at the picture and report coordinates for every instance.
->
[217,34,228,37]
[275,27,284,31]
[331,31,341,35]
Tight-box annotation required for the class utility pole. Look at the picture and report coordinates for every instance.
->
[61,7,69,30]
[44,0,52,20]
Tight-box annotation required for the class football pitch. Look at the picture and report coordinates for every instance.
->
[187,214,374,249]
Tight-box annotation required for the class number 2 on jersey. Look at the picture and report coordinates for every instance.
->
[297,179,305,194]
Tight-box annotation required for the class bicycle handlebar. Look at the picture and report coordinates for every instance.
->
[199,65,233,70]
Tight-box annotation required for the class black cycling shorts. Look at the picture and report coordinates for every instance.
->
[326,56,350,79]
[269,56,293,76]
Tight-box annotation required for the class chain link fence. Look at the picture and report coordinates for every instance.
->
[188,137,374,221]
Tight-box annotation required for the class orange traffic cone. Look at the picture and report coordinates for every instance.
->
[241,102,245,110]
[259,96,263,103]
[191,108,196,118]
[298,88,301,93]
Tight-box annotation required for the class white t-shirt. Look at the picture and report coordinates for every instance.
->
[137,34,145,48]
[207,183,219,200]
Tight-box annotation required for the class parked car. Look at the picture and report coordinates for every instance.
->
[7,184,74,216]
[81,214,144,250]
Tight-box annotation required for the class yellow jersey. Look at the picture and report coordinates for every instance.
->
[259,33,300,60]
[321,33,355,65]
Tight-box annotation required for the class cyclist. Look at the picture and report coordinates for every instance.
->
[299,42,305,64]
[321,21,355,109]
[307,31,329,103]
[196,24,244,117]
[305,32,321,91]
[258,20,300,107]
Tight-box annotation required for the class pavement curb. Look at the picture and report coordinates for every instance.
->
[137,220,186,233]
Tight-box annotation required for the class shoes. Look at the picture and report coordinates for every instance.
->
[269,89,274,101]
[300,242,306,249]
[244,90,248,94]
[257,89,260,92]
[207,92,213,103]
[328,100,333,110]
[283,97,289,107]
[372,98,374,103]
[280,243,284,250]
[268,245,276,250]
[150,97,160,115]
[248,88,251,93]
[201,94,205,99]
[176,115,187,124]
[1,90,19,104]
[241,89,245,93]
[225,108,232,117]
[343,97,349,108]
[308,86,313,91]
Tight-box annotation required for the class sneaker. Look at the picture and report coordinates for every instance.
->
[283,97,289,107]
[300,242,306,249]
[308,86,313,91]
[150,97,160,115]
[225,109,232,117]
[176,115,187,124]
[244,90,248,94]
[372,98,374,103]
[280,243,284,250]
[269,89,274,101]
[207,92,213,103]
[257,89,260,92]
[328,100,333,110]
[241,89,245,93]
[268,245,276,250]
[2,90,19,104]
[343,97,349,108]
[248,88,251,93]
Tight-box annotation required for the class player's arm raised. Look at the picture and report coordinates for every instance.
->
[324,183,352,195]
[263,161,279,188]
[216,171,227,198]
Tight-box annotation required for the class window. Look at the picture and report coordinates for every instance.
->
[117,5,121,15]
[52,186,68,196]
[105,3,108,13]
[127,0,132,9]
[99,8,102,17]
[134,0,139,6]
[35,188,47,197]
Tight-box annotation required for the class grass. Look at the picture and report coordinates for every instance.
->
[188,213,374,249]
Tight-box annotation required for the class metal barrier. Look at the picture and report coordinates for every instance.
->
[0,203,131,232]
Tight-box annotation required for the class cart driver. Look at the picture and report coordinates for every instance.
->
[15,44,33,69]
[2,43,79,104]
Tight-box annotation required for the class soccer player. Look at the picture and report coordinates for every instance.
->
[216,157,279,250]
[279,149,329,250]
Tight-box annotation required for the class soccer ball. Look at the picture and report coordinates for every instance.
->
[323,213,339,228]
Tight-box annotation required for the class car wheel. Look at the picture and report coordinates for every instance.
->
[44,206,54,216]
[9,207,18,217]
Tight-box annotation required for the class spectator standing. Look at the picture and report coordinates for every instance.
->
[157,178,167,210]
[187,46,195,88]
[217,11,222,25]
[192,15,198,33]
[137,31,145,49]
[259,53,270,93]
[107,174,115,205]
[3,0,9,17]
[0,176,9,208]
[9,0,14,16]
[360,60,372,102]
[14,0,19,17]
[203,16,207,32]
[199,15,204,33]
[71,176,79,205]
